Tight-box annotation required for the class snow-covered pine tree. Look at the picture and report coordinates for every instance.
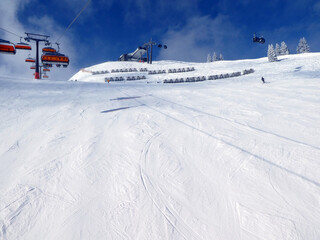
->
[297,37,310,54]
[280,41,289,55]
[219,53,224,61]
[267,44,277,62]
[207,53,212,63]
[212,52,218,61]
[275,43,281,56]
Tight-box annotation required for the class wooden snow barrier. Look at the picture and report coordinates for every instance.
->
[168,67,195,73]
[243,68,254,75]
[111,68,139,73]
[163,68,254,84]
[139,68,148,72]
[164,76,206,83]
[103,68,255,83]
[105,76,125,82]
[92,70,109,75]
[148,69,166,75]
[126,75,147,81]
[93,67,151,76]
[105,75,147,82]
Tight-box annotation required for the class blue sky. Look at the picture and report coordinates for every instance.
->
[1,0,320,79]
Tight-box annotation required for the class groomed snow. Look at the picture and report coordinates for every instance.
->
[0,53,320,239]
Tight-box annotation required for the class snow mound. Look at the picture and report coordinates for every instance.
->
[69,53,320,85]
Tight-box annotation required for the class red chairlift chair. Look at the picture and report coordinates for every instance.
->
[0,39,16,54]
[15,38,32,50]
[25,57,35,63]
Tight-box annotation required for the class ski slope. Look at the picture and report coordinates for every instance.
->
[0,53,320,239]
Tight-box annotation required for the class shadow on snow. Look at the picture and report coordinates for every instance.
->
[101,104,144,113]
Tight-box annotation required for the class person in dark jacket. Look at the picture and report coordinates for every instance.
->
[261,77,265,83]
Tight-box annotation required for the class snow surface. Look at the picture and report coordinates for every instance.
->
[0,53,320,239]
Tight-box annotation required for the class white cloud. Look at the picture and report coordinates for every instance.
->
[157,15,241,62]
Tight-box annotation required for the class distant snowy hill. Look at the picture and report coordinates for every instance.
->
[1,53,320,240]
[70,53,320,84]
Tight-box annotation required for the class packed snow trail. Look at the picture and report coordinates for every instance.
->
[0,53,320,239]
[119,87,320,187]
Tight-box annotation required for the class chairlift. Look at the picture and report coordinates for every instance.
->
[253,33,265,44]
[44,63,52,68]
[41,52,69,67]
[42,46,57,53]
[15,38,32,50]
[157,44,167,49]
[43,68,50,72]
[30,65,36,69]
[25,57,35,63]
[0,38,16,54]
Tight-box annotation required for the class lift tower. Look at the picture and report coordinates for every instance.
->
[25,33,50,79]
[141,39,167,64]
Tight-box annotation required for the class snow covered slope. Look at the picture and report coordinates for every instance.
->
[69,59,254,83]
[1,53,320,239]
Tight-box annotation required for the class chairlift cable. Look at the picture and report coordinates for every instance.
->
[56,0,92,44]
[0,27,23,38]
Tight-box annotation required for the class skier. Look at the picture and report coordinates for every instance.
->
[261,77,265,84]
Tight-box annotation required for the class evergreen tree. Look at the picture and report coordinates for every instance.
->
[280,41,289,55]
[275,43,281,56]
[212,52,218,61]
[267,44,277,62]
[297,37,310,54]
[219,53,224,61]
[207,53,212,63]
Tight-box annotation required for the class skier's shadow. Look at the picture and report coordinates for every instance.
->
[101,104,145,113]
[294,66,302,72]
[110,96,141,101]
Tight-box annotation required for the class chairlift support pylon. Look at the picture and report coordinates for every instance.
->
[141,39,168,64]
[25,32,50,79]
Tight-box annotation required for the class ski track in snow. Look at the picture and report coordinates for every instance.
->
[136,89,319,151]
[139,131,203,240]
[120,88,320,189]
[1,53,320,239]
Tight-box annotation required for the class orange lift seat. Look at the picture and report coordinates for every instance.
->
[25,57,35,63]
[15,42,32,50]
[0,39,16,54]
[42,47,57,53]
[41,52,69,67]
